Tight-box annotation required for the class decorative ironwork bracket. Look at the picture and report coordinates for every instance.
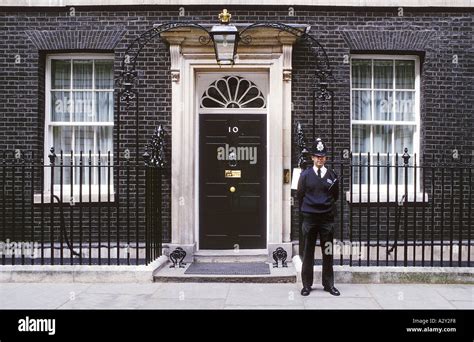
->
[239,22,335,92]
[143,125,166,168]
[296,122,310,170]
[117,21,335,106]
[117,22,211,107]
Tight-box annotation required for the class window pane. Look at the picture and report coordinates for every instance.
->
[95,60,114,89]
[394,126,414,154]
[352,154,368,185]
[74,156,93,186]
[51,91,70,121]
[74,126,95,154]
[97,126,113,155]
[374,91,393,121]
[352,59,371,88]
[96,92,113,122]
[352,90,371,120]
[99,156,112,187]
[397,156,414,186]
[396,60,415,89]
[51,60,71,89]
[395,91,415,121]
[73,60,93,89]
[352,125,370,153]
[373,125,393,154]
[72,92,94,122]
[52,126,72,153]
[374,60,393,89]
[371,155,389,185]
[52,156,72,185]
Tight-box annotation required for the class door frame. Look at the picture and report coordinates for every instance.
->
[170,54,293,255]
[196,71,269,250]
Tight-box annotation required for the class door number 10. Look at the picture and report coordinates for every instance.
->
[228,126,239,133]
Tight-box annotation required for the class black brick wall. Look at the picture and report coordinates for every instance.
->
[0,6,472,244]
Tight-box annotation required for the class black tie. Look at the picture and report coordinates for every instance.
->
[317,168,321,178]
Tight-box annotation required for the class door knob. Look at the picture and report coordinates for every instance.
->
[229,186,236,193]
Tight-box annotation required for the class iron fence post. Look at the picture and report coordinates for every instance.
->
[402,148,410,267]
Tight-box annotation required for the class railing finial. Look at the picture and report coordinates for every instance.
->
[402,147,410,165]
[48,147,56,164]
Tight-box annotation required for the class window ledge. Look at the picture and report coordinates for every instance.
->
[346,191,429,204]
[34,192,115,204]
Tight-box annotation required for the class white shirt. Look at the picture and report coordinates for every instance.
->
[313,165,327,178]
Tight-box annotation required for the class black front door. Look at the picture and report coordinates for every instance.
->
[199,114,266,249]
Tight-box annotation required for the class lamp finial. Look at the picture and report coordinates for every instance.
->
[218,9,231,24]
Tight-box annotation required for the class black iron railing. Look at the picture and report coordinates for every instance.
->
[1,125,166,266]
[310,150,472,267]
[1,144,471,268]
[295,121,472,267]
[0,146,164,266]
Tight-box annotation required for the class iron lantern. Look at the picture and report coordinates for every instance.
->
[209,9,239,65]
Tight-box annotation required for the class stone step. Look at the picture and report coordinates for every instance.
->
[153,261,297,283]
[193,249,269,263]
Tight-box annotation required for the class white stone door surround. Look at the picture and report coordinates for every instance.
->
[161,26,302,260]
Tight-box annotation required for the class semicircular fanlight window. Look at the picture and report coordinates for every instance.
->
[200,75,266,109]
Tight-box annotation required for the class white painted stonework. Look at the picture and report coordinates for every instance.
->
[161,27,300,259]
[3,0,472,7]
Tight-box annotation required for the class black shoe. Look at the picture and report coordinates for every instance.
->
[324,286,340,296]
[301,287,311,296]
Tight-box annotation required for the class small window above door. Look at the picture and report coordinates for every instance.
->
[200,75,266,109]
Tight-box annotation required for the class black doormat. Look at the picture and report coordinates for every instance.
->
[184,262,271,275]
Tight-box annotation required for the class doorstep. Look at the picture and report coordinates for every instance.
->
[193,249,269,263]
[153,261,297,283]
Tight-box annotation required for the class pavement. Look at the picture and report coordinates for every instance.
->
[0,282,472,309]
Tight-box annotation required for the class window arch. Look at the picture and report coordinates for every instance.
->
[200,75,266,109]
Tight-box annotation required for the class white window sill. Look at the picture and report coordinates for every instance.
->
[34,190,115,204]
[346,191,429,204]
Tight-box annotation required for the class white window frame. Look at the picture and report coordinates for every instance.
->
[348,54,426,203]
[39,53,115,203]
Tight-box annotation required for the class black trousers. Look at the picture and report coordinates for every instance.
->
[301,212,335,289]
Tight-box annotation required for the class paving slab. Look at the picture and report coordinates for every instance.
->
[225,283,304,307]
[303,297,382,309]
[0,282,472,310]
[85,283,159,295]
[138,298,226,309]
[58,293,150,309]
[430,284,474,302]
[150,282,230,299]
[0,283,91,309]
[449,301,474,309]
[367,284,456,309]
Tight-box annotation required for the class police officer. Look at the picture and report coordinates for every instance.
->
[297,138,340,297]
